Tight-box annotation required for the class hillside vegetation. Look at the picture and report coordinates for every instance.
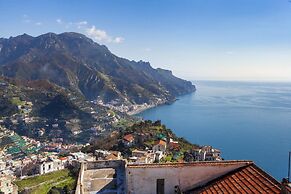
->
[15,169,77,194]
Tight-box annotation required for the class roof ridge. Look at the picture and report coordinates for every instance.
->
[128,160,253,168]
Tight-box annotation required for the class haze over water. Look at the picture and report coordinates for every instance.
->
[138,81,291,180]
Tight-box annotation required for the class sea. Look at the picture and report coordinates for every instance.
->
[138,80,291,180]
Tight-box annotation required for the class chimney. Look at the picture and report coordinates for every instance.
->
[280,178,291,194]
[288,152,291,182]
[280,152,291,194]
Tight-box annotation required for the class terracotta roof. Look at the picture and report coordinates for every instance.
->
[123,134,134,142]
[105,153,119,160]
[185,163,291,194]
[156,139,167,146]
[110,151,121,157]
[59,157,67,161]
[169,142,180,150]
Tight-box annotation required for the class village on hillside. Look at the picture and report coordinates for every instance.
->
[0,119,221,193]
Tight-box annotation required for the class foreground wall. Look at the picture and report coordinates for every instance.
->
[126,161,250,194]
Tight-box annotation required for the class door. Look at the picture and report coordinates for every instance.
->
[157,179,165,194]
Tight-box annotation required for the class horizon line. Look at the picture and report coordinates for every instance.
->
[189,79,291,83]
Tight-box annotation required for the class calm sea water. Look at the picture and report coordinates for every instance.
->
[138,81,291,180]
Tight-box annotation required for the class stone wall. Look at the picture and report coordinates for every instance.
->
[86,160,126,170]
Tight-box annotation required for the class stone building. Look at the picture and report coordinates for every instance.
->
[75,160,291,194]
[38,158,65,175]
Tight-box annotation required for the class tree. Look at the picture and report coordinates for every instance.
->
[154,120,161,126]
[63,185,70,194]
[48,187,61,194]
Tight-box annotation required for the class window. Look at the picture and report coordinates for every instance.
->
[156,179,165,194]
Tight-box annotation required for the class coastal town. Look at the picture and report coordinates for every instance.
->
[94,98,167,115]
[0,114,222,193]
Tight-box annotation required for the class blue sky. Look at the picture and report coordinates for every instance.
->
[1,0,291,81]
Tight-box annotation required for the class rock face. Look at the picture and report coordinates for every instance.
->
[0,32,195,105]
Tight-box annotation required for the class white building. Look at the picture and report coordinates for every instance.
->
[70,152,95,161]
[129,150,155,164]
[0,160,6,171]
[0,174,18,194]
[39,158,64,175]
[122,134,135,147]
[154,151,164,162]
[192,146,221,161]
[152,140,167,153]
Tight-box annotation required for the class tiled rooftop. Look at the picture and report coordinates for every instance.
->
[186,163,291,194]
[156,139,167,146]
[123,134,134,142]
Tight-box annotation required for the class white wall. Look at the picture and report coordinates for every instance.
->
[39,160,64,174]
[126,162,247,194]
[0,176,16,194]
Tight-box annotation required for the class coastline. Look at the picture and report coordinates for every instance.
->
[127,90,196,116]
[127,103,160,116]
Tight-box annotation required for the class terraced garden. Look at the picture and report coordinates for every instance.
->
[15,169,77,194]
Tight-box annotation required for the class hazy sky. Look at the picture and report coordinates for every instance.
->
[1,0,291,81]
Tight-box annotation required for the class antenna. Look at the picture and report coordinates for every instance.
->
[288,151,291,182]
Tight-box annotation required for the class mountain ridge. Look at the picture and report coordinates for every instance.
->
[0,32,195,107]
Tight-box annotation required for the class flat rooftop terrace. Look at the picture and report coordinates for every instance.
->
[76,160,126,194]
[83,168,117,194]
